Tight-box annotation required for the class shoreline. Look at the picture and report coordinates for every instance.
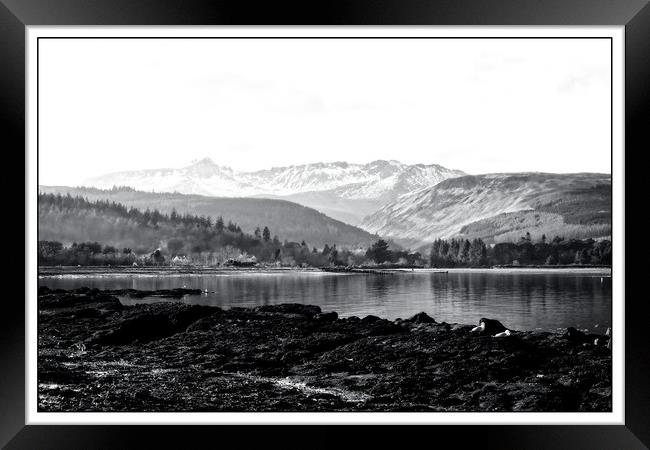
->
[38,287,612,412]
[37,265,613,277]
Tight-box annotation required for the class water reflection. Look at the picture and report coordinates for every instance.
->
[40,271,611,332]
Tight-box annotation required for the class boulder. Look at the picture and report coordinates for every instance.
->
[407,312,436,324]
[476,318,508,335]
[361,315,381,324]
[91,304,215,345]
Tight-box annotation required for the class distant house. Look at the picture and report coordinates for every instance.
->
[224,253,257,267]
[171,255,191,266]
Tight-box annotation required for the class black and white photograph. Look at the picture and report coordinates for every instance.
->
[31,28,622,420]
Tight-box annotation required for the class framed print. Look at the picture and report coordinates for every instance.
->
[2,0,648,448]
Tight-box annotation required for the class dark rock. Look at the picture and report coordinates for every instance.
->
[477,318,508,335]
[566,327,587,343]
[169,305,217,329]
[366,321,406,336]
[70,307,102,319]
[39,292,122,310]
[314,311,338,322]
[38,286,51,295]
[38,294,82,309]
[407,312,436,324]
[255,303,321,317]
[89,304,214,345]
[103,288,202,299]
[565,327,610,347]
[185,312,224,332]
[361,315,381,324]
[133,389,155,401]
[93,314,173,345]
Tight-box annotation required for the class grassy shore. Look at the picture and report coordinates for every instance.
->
[38,287,611,412]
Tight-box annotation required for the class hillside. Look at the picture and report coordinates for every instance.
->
[83,159,466,225]
[37,193,379,267]
[38,186,379,249]
[361,173,611,246]
[456,211,610,244]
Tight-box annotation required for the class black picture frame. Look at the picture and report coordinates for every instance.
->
[4,0,647,448]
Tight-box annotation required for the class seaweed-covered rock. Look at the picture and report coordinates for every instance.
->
[255,303,321,317]
[565,327,610,347]
[407,312,436,324]
[93,314,174,345]
[314,311,338,322]
[39,292,122,310]
[472,318,508,335]
[103,288,202,298]
[89,304,215,345]
[37,288,612,413]
[361,315,381,324]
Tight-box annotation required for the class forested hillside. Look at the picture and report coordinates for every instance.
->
[38,193,369,267]
[38,186,378,248]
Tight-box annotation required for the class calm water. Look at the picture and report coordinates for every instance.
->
[39,269,612,333]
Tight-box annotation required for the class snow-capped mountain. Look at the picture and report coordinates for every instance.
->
[361,172,612,247]
[84,158,466,224]
[79,163,611,248]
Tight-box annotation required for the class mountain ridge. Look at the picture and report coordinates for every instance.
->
[361,172,611,247]
[84,158,466,224]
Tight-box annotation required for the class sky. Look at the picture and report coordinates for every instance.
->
[38,38,612,185]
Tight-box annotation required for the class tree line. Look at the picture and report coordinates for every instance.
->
[429,233,611,267]
[38,194,611,268]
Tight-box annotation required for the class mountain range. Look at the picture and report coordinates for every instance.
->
[84,159,466,225]
[70,159,612,249]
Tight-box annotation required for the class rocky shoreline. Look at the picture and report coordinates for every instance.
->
[38,287,612,412]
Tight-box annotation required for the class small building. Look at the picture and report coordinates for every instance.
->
[171,255,191,266]
[224,253,257,267]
